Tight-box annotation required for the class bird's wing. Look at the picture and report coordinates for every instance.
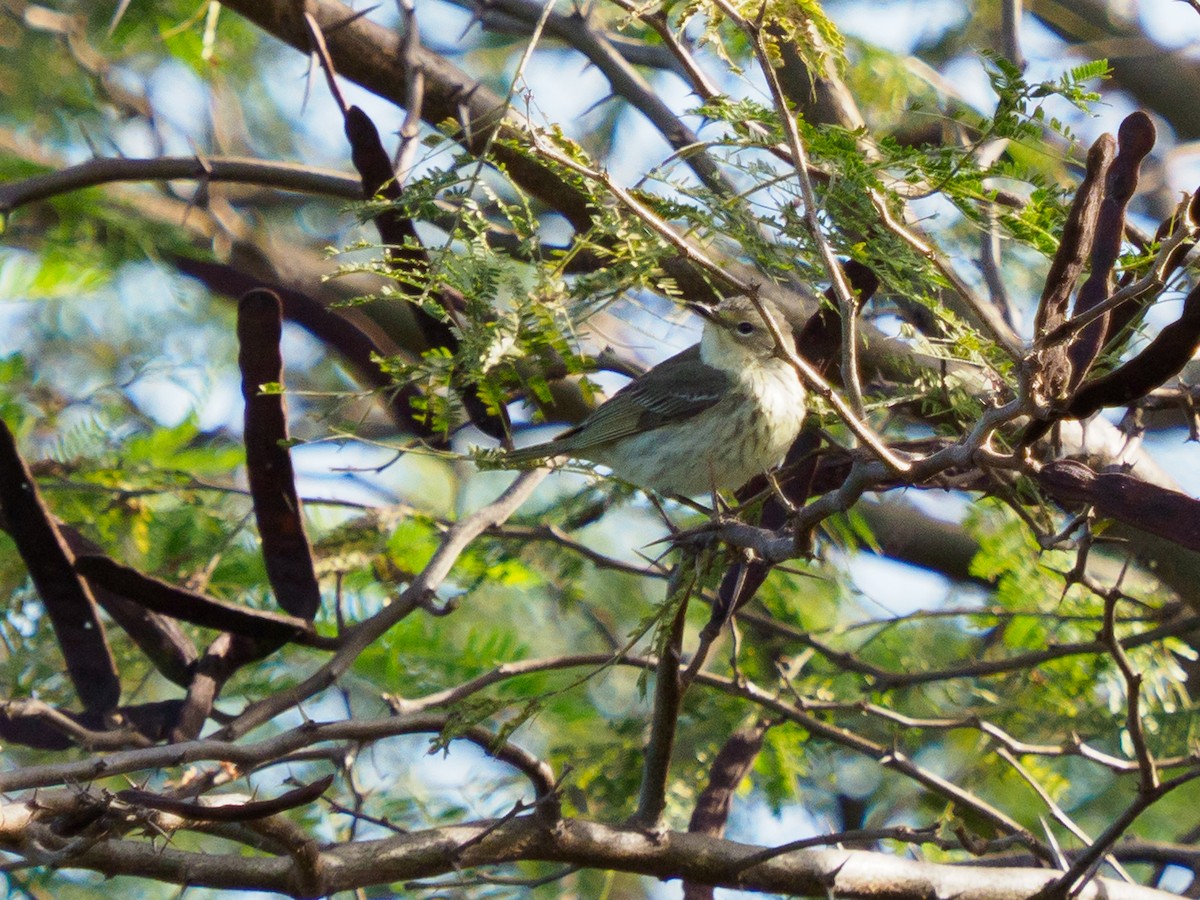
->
[549,346,730,451]
[504,346,730,463]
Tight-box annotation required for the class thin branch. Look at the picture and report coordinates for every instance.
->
[978,204,1015,327]
[399,649,1048,849]
[1033,767,1200,900]
[0,699,153,752]
[713,0,867,415]
[214,470,546,741]
[857,614,1200,692]
[1101,591,1158,790]
[858,704,1191,776]
[304,11,350,116]
[705,393,1033,562]
[0,156,362,215]
[454,0,739,198]
[995,747,1133,883]
[729,825,982,873]
[394,0,426,182]
[486,523,670,577]
[604,0,720,99]
[219,0,595,229]
[1000,0,1026,71]
[0,714,557,809]
[868,192,1023,358]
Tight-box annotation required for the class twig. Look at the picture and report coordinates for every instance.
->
[1032,767,1200,900]
[214,470,546,741]
[486,523,670,578]
[979,204,1015,327]
[393,0,426,182]
[859,705,1136,774]
[459,0,738,197]
[731,824,954,873]
[714,0,868,416]
[706,392,1033,562]
[868,192,1023,358]
[604,0,720,100]
[0,155,361,216]
[995,747,1133,883]
[1101,592,1158,790]
[0,713,558,811]
[304,11,350,115]
[404,866,577,890]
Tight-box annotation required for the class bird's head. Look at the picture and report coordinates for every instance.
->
[691,296,789,370]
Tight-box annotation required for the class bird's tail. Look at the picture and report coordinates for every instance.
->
[501,442,559,465]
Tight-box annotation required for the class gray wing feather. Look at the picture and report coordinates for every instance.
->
[505,345,730,462]
[550,346,729,451]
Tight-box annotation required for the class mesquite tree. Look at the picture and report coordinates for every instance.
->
[3,0,1200,897]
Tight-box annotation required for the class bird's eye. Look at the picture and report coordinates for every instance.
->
[736,321,756,336]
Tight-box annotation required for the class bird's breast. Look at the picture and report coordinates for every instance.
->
[738,358,808,462]
[586,358,806,496]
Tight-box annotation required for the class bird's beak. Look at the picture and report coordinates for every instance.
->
[686,301,719,323]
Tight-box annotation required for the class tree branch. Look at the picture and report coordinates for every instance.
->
[0,812,1177,899]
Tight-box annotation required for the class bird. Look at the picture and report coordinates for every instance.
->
[502,296,808,496]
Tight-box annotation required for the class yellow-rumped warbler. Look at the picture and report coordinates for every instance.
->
[503,297,807,496]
